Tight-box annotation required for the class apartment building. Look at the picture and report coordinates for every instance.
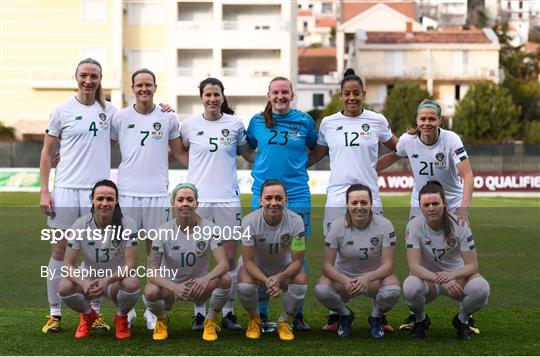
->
[415,0,468,28]
[297,47,338,112]
[0,0,296,137]
[353,28,500,116]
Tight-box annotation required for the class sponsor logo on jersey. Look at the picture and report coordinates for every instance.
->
[98,113,108,128]
[197,241,206,251]
[112,238,122,248]
[336,126,343,131]
[99,113,107,121]
[151,122,163,140]
[153,122,161,131]
[346,241,354,245]
[75,116,83,121]
[425,240,431,246]
[434,152,447,169]
[361,123,370,132]
[128,124,135,129]
[172,246,180,250]
[447,236,457,249]
[197,131,204,136]
[221,128,229,137]
[280,234,291,246]
[87,241,96,246]
[411,154,419,158]
[370,237,380,246]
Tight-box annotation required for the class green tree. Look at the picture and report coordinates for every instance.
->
[453,81,520,143]
[382,83,431,137]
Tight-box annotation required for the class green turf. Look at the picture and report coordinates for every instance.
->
[0,193,539,355]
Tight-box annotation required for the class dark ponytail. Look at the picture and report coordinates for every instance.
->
[340,68,364,91]
[198,77,234,115]
[419,180,453,241]
[90,179,123,236]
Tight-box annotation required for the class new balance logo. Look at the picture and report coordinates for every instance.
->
[87,242,96,246]
[172,246,180,250]
[412,154,419,158]
[75,116,82,120]
[128,124,135,129]
[336,126,343,131]
[197,131,204,136]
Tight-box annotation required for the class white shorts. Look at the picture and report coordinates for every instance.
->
[119,195,170,231]
[323,191,383,236]
[48,187,92,229]
[197,201,242,239]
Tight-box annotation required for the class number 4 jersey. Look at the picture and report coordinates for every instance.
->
[46,97,117,189]
[396,128,469,209]
[180,113,247,203]
[111,106,180,197]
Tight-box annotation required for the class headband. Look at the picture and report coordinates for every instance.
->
[417,101,441,116]
[171,182,199,201]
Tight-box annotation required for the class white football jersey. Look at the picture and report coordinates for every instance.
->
[241,208,305,275]
[405,215,475,273]
[111,106,180,197]
[317,110,393,207]
[325,215,396,277]
[180,113,247,202]
[396,129,468,209]
[151,217,222,283]
[46,97,116,189]
[68,214,139,278]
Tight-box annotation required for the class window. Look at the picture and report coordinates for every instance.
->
[308,4,313,9]
[298,34,304,41]
[314,75,324,84]
[322,3,332,14]
[81,0,106,22]
[386,84,395,94]
[455,85,461,101]
[519,1,523,9]
[313,94,324,107]
[128,3,164,25]
[303,21,308,31]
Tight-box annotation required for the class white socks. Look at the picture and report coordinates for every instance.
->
[47,258,63,316]
[314,284,349,316]
[371,285,401,318]
[279,284,307,322]
[207,288,232,321]
[238,283,258,317]
[403,276,428,321]
[458,277,490,323]
[116,289,140,316]
[60,292,91,315]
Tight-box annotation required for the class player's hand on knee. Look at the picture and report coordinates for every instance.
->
[190,276,210,299]
[88,278,107,298]
[443,280,463,298]
[435,271,453,284]
[176,279,194,300]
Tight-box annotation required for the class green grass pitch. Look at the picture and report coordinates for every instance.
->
[0,193,539,355]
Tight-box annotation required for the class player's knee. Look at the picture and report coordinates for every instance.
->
[120,277,140,293]
[144,282,162,301]
[57,278,75,297]
[219,273,232,289]
[238,283,257,298]
[314,283,332,300]
[465,277,491,303]
[403,276,426,302]
[287,284,307,300]
[378,285,401,304]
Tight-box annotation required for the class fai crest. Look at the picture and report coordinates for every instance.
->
[447,236,457,248]
[99,113,107,121]
[362,123,370,132]
[280,234,291,244]
[153,122,162,131]
[221,128,230,137]
[197,241,206,251]
[436,152,445,163]
[370,237,379,246]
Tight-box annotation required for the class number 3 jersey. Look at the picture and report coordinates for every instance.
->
[46,97,117,189]
[152,217,223,283]
[241,208,305,275]
[67,214,139,277]
[405,215,475,273]
[111,106,180,197]
[396,129,468,209]
[325,215,396,277]
[180,113,247,203]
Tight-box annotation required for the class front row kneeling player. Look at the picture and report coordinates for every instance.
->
[403,180,490,340]
[58,180,140,339]
[238,179,308,341]
[315,184,400,339]
[143,183,231,342]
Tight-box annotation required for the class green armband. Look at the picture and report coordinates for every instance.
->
[291,236,305,251]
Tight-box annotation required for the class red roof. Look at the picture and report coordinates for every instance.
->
[342,1,416,23]
[298,10,312,17]
[365,30,492,44]
[298,47,337,75]
[316,17,337,28]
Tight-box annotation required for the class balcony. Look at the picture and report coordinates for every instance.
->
[357,65,498,81]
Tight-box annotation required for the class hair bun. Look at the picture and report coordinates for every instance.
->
[344,68,356,77]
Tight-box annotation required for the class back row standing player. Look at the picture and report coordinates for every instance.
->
[181,77,254,330]
[39,58,117,333]
[39,60,172,333]
[246,77,317,331]
[377,99,473,224]
[111,68,187,328]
